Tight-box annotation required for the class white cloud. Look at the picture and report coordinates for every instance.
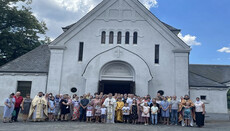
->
[140,0,158,9]
[30,0,158,40]
[52,0,157,12]
[178,33,201,46]
[217,47,230,53]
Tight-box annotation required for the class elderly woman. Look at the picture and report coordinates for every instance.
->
[194,97,205,127]
[3,93,15,123]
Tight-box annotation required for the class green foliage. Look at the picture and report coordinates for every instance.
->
[0,0,48,66]
[228,89,230,109]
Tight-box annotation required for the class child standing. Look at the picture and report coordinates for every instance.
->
[100,105,107,123]
[142,103,150,125]
[151,103,158,125]
[48,96,56,121]
[94,102,101,123]
[183,102,192,126]
[86,103,94,122]
[122,103,130,123]
[54,95,61,121]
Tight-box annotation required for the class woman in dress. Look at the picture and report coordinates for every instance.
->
[194,97,205,127]
[60,94,70,121]
[72,96,80,121]
[160,96,170,125]
[130,99,138,124]
[48,96,56,121]
[3,93,15,123]
[116,97,124,123]
[137,98,144,124]
[21,94,32,122]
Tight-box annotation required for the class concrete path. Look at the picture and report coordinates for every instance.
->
[0,121,229,131]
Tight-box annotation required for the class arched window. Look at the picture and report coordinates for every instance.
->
[101,31,106,44]
[117,31,122,44]
[125,31,130,44]
[109,31,114,44]
[133,32,138,44]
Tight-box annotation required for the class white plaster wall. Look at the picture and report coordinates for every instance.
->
[190,88,228,114]
[48,0,189,96]
[47,49,64,95]
[0,73,47,106]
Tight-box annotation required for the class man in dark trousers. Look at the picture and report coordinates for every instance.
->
[79,94,89,122]
[12,92,23,122]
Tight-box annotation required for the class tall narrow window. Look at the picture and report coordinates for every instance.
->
[155,45,159,64]
[17,81,32,97]
[109,31,114,44]
[125,32,130,44]
[101,31,106,44]
[133,32,138,44]
[78,42,84,61]
[117,32,122,44]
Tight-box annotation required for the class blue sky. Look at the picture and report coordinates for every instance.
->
[150,0,230,65]
[29,0,230,65]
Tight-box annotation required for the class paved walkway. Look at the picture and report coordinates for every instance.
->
[0,121,229,131]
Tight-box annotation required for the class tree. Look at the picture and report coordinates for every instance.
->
[0,0,48,66]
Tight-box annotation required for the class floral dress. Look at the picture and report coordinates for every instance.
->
[72,99,80,120]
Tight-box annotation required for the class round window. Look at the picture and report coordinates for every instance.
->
[71,87,77,93]
[157,90,164,96]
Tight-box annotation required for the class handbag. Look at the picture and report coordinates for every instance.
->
[12,110,16,117]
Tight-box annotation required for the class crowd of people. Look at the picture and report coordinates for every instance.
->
[2,91,205,128]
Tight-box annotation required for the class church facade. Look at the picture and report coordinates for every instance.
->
[0,0,229,120]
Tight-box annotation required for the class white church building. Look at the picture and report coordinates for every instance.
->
[0,0,229,120]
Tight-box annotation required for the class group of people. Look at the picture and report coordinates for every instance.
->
[2,91,205,128]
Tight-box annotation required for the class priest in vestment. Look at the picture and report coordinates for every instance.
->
[28,92,48,121]
[103,93,117,123]
[178,95,195,126]
[116,97,124,122]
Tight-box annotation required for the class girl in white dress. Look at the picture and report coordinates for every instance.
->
[142,103,150,125]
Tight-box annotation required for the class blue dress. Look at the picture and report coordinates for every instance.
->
[3,98,15,118]
[160,100,170,117]
[48,100,55,114]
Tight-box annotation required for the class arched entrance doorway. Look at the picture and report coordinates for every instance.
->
[98,61,135,95]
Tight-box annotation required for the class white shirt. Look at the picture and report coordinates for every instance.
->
[101,108,107,115]
[126,98,133,107]
[122,106,130,115]
[195,101,204,112]
[151,106,158,114]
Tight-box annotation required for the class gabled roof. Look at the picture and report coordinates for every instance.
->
[51,0,190,50]
[0,45,50,73]
[189,72,227,88]
[189,64,230,84]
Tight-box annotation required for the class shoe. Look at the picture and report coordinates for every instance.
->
[9,120,12,123]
